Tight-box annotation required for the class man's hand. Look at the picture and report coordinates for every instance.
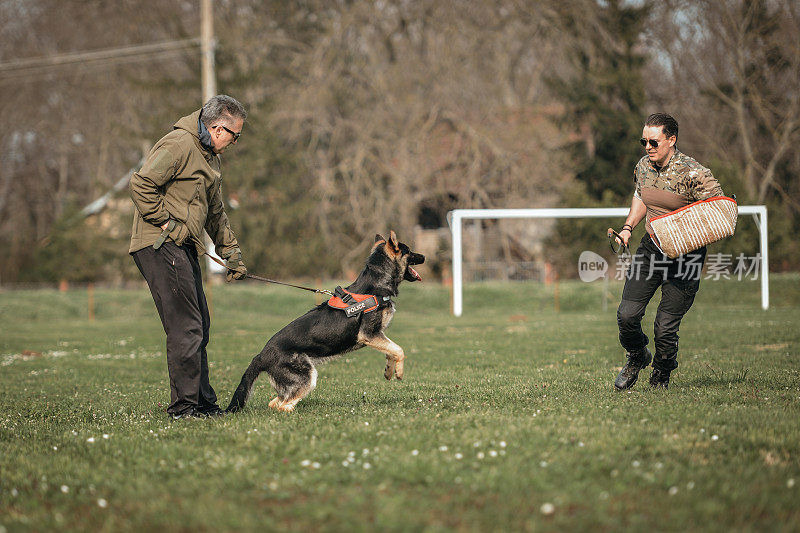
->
[608,225,633,254]
[225,249,247,282]
[153,219,177,250]
[619,225,632,246]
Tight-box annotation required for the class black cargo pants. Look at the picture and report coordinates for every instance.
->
[133,242,219,416]
[617,234,706,372]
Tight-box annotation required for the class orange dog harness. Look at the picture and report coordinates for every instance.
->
[327,286,391,317]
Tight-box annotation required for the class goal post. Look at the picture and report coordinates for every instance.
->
[447,206,769,316]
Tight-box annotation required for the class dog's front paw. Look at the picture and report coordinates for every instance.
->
[395,358,404,380]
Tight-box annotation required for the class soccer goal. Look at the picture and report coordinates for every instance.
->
[447,206,769,316]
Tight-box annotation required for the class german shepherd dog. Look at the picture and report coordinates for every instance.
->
[226,231,424,413]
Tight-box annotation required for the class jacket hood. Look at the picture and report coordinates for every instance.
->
[174,109,201,137]
[173,109,215,154]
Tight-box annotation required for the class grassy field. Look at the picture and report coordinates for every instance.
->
[1,274,799,532]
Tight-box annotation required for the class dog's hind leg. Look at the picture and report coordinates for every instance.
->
[268,355,317,412]
[226,353,269,413]
[360,333,405,380]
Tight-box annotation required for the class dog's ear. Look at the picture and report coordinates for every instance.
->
[388,230,400,253]
[375,234,386,243]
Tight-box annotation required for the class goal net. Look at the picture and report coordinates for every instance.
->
[447,207,769,316]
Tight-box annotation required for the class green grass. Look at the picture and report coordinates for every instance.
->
[1,274,799,532]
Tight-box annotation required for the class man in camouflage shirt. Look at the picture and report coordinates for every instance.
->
[612,113,725,390]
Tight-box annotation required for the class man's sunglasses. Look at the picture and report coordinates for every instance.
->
[640,138,661,149]
[218,125,241,142]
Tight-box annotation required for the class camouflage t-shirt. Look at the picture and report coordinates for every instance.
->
[633,149,724,234]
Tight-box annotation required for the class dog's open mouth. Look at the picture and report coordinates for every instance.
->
[405,252,424,282]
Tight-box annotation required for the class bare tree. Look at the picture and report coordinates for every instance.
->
[648,0,800,208]
[270,0,574,271]
[0,0,199,281]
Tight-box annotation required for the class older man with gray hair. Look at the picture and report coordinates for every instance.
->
[129,95,248,419]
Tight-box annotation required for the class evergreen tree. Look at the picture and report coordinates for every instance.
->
[548,0,650,203]
[543,0,652,274]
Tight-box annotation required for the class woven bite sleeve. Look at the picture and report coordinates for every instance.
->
[650,196,738,258]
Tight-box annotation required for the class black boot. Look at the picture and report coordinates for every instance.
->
[614,347,652,390]
[200,405,226,418]
[170,407,206,420]
[649,368,671,389]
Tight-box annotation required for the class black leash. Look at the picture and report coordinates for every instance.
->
[203,252,333,296]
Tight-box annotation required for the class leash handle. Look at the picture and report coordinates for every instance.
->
[607,227,630,256]
[203,252,333,296]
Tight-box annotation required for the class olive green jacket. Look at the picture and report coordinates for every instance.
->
[128,110,240,258]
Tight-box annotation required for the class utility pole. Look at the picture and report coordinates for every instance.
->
[200,0,216,102]
[200,0,224,276]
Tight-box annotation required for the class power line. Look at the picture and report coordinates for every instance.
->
[0,48,194,84]
[0,38,202,75]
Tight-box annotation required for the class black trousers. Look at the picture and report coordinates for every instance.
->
[133,242,218,415]
[617,234,706,372]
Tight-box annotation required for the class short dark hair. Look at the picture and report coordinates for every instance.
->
[201,95,247,128]
[645,113,678,139]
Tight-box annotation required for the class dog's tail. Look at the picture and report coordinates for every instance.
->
[226,354,266,413]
